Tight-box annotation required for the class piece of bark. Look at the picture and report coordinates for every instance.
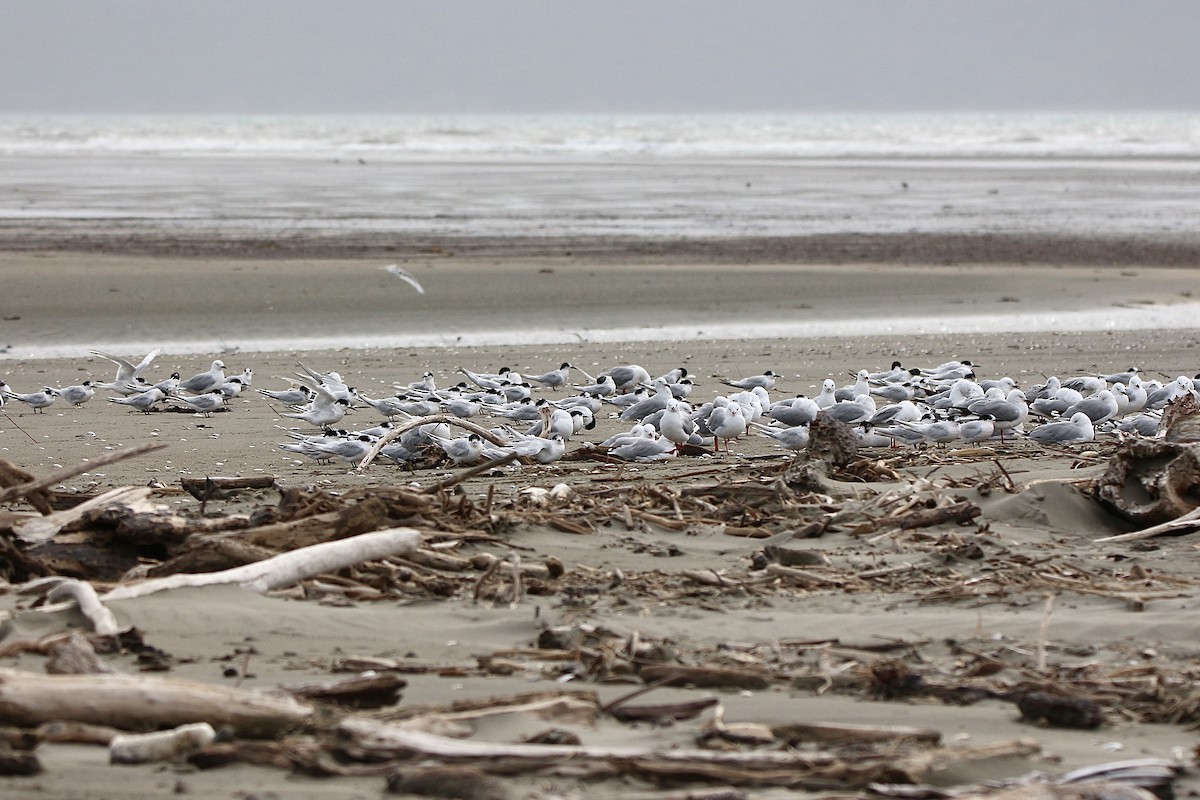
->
[882,501,982,530]
[0,669,312,737]
[0,459,54,515]
[46,631,119,675]
[637,664,772,692]
[284,673,407,709]
[771,720,941,746]
[180,475,278,501]
[608,698,720,724]
[37,720,123,745]
[386,765,511,799]
[0,745,41,776]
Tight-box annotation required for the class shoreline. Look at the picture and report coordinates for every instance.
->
[3,229,1200,266]
[2,250,1197,360]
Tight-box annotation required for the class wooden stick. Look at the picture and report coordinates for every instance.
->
[0,443,167,505]
[1093,506,1200,542]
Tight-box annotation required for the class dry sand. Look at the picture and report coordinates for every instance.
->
[1,249,1199,799]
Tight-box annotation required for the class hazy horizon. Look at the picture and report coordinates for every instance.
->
[2,1,1197,115]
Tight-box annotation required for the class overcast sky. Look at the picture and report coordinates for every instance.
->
[1,1,1197,114]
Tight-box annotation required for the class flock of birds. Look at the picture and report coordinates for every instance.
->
[2,347,1199,468]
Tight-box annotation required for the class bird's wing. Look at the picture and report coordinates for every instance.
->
[384,264,426,294]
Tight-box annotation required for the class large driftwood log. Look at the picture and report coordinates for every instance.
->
[11,486,154,544]
[100,526,422,601]
[339,719,1040,788]
[1094,439,1200,527]
[0,669,313,737]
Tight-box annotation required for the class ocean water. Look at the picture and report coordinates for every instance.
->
[1,112,1199,240]
[2,113,1199,355]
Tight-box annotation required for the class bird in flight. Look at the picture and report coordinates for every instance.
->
[383,264,425,295]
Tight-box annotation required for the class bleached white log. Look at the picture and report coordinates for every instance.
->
[0,669,312,737]
[109,722,216,764]
[101,526,421,602]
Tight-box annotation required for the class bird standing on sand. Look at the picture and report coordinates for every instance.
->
[108,387,167,412]
[1029,412,1095,445]
[178,360,226,394]
[722,370,778,391]
[1,384,56,413]
[55,381,96,407]
[169,390,225,416]
[281,382,352,428]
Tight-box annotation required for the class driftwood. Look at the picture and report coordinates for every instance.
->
[1094,506,1200,543]
[284,672,407,709]
[0,669,313,737]
[0,459,54,515]
[1094,439,1200,527]
[340,718,1040,788]
[880,500,982,530]
[43,578,124,636]
[11,486,155,544]
[180,475,277,501]
[109,722,216,764]
[99,526,422,602]
[0,443,167,506]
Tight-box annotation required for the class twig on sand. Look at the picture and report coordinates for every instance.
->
[0,442,168,505]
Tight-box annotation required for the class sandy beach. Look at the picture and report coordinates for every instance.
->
[1,243,1199,799]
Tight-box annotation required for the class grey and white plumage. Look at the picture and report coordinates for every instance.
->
[526,363,573,389]
[2,385,57,413]
[383,264,426,294]
[55,381,96,407]
[572,375,617,397]
[722,370,778,391]
[257,385,313,406]
[820,394,877,426]
[178,359,226,394]
[428,433,486,465]
[108,387,167,412]
[751,421,810,451]
[281,381,352,428]
[965,388,1028,439]
[1117,413,1161,437]
[766,396,820,427]
[1029,412,1095,445]
[1063,389,1119,424]
[610,434,677,462]
[90,347,161,385]
[598,365,652,394]
[169,390,226,416]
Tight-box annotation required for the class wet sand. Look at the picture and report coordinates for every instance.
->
[1,246,1199,799]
